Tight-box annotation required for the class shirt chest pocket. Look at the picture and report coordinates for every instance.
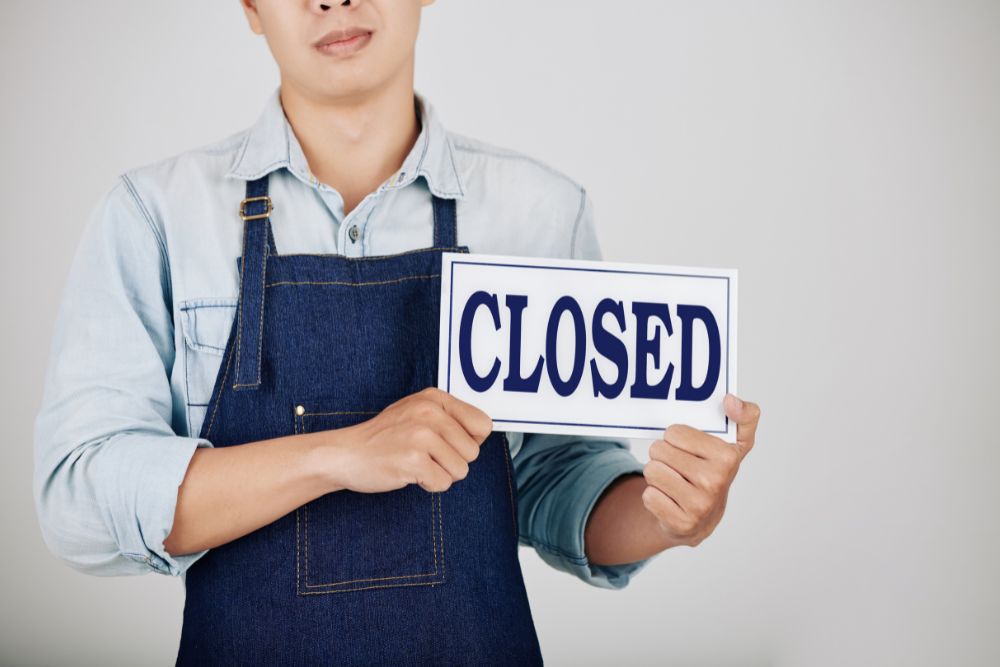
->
[179,297,238,439]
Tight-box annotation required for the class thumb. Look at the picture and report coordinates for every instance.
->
[724,393,760,454]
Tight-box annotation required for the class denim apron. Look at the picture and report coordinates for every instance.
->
[175,174,544,665]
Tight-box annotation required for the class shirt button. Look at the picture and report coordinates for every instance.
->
[348,225,360,242]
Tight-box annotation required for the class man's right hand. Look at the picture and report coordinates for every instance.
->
[321,387,494,494]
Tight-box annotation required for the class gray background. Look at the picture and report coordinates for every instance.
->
[3,1,998,665]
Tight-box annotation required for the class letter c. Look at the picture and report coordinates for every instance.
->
[458,290,502,392]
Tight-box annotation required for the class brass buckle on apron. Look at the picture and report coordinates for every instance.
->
[239,195,273,221]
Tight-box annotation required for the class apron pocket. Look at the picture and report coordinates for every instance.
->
[292,397,446,595]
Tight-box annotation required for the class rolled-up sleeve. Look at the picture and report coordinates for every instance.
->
[32,175,214,578]
[509,431,656,590]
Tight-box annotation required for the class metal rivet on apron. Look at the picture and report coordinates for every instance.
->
[348,224,360,242]
[295,405,305,416]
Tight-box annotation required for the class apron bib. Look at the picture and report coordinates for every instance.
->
[175,174,544,665]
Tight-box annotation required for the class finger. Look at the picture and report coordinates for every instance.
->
[643,459,699,511]
[724,393,761,454]
[662,423,716,459]
[425,388,493,443]
[414,453,454,493]
[648,439,706,487]
[424,432,473,481]
[430,411,482,462]
[641,483,690,529]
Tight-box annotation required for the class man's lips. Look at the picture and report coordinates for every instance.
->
[314,26,373,48]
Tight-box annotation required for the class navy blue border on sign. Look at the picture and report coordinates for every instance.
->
[446,259,731,435]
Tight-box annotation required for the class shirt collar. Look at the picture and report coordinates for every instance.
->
[225,85,465,199]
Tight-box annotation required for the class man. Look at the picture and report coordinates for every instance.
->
[33,0,761,663]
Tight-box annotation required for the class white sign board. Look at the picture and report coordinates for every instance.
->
[437,252,738,442]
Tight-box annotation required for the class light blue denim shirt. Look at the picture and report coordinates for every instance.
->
[32,85,656,590]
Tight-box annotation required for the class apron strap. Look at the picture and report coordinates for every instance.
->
[232,174,274,391]
[431,196,458,247]
[233,179,455,392]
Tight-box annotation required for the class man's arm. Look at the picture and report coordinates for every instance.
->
[33,176,366,576]
[32,176,391,576]
[584,473,683,566]
[33,177,219,577]
[509,431,659,589]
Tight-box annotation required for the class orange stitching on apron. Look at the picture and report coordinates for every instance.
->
[437,490,445,581]
[501,433,518,542]
[276,246,462,261]
[295,494,300,593]
[298,579,446,595]
[266,274,440,289]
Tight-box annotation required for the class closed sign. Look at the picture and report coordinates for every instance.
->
[437,252,738,441]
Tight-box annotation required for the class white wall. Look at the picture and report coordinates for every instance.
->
[3,1,998,665]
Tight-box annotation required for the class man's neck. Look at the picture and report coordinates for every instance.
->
[279,77,420,216]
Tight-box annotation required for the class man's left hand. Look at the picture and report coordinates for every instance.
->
[640,393,761,547]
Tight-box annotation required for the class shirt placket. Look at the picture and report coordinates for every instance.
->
[308,170,405,257]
